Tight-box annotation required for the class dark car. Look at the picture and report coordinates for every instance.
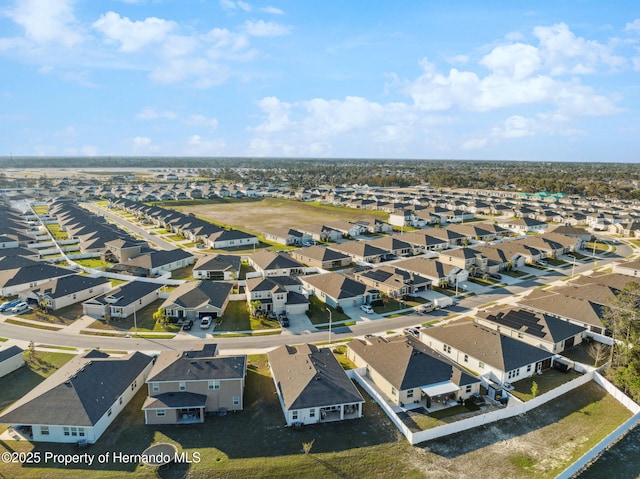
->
[182,319,194,331]
[278,314,290,327]
[489,273,502,280]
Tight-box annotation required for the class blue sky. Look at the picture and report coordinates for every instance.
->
[1,1,640,161]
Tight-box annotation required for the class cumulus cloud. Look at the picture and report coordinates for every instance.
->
[625,19,640,32]
[136,108,177,120]
[6,0,83,47]
[242,20,291,37]
[93,12,177,52]
[129,136,160,153]
[261,6,284,15]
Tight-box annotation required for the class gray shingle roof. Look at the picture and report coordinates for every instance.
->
[147,345,246,382]
[0,351,153,427]
[268,344,364,410]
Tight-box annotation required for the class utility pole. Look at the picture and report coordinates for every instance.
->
[326,307,332,346]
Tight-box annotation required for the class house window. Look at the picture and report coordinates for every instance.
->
[108,408,112,417]
[156,409,165,417]
[209,380,220,390]
[63,427,70,436]
[152,382,159,392]
[391,387,397,396]
[70,427,78,437]
[40,426,50,436]
[479,361,485,369]
[466,385,472,393]
[527,364,532,373]
[464,354,468,362]
[233,396,240,406]
[179,382,186,391]
[309,409,315,418]
[78,428,85,437]
[407,389,414,399]
[292,411,298,420]
[119,396,123,405]
[518,332,524,339]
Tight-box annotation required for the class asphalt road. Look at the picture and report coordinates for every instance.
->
[0,243,627,355]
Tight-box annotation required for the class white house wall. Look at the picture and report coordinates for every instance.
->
[0,354,25,379]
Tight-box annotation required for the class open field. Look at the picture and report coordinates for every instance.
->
[0,354,632,479]
[171,197,388,236]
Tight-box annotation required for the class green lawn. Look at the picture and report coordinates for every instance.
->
[306,296,350,325]
[216,300,279,332]
[32,205,48,215]
[17,304,84,326]
[510,369,583,402]
[74,258,111,269]
[45,223,68,240]
[501,269,529,278]
[0,351,75,412]
[88,299,181,333]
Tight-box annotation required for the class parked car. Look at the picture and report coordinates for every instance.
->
[418,302,435,313]
[0,300,21,312]
[278,314,289,327]
[360,304,374,314]
[404,327,420,338]
[200,316,212,329]
[182,319,194,331]
[9,302,29,314]
[488,273,502,280]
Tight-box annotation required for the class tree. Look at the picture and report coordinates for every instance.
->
[531,381,539,399]
[249,300,262,318]
[302,438,315,455]
[587,340,609,368]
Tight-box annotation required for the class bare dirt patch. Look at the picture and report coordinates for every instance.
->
[172,197,387,235]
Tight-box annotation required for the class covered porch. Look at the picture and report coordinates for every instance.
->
[143,392,207,425]
[420,381,461,412]
[319,402,362,422]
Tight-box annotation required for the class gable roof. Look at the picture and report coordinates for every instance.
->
[88,280,162,307]
[348,336,479,391]
[193,254,241,273]
[302,272,368,299]
[268,344,364,410]
[249,250,304,271]
[125,248,193,269]
[161,280,233,310]
[423,322,553,372]
[26,275,110,299]
[147,344,246,382]
[293,245,351,263]
[0,351,152,427]
[0,345,24,363]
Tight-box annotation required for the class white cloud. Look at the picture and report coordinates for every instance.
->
[261,6,284,15]
[129,136,160,153]
[186,135,226,154]
[136,108,177,120]
[447,54,469,66]
[625,19,640,32]
[479,43,541,79]
[253,96,292,133]
[185,114,219,130]
[6,0,83,47]
[93,12,177,52]
[220,0,251,12]
[242,20,291,37]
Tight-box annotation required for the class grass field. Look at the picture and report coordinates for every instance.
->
[0,358,632,479]
[171,197,389,236]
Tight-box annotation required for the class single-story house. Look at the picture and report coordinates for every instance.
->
[476,306,587,353]
[0,350,153,444]
[420,322,554,386]
[20,275,111,311]
[0,256,76,297]
[268,344,364,426]
[0,345,24,379]
[328,241,390,264]
[123,248,194,276]
[193,254,242,281]
[206,229,258,249]
[82,281,163,319]
[290,245,352,270]
[615,259,640,278]
[143,344,246,425]
[300,272,372,309]
[160,280,233,322]
[347,336,480,408]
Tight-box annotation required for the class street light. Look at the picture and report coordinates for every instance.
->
[326,307,332,345]
[133,309,138,337]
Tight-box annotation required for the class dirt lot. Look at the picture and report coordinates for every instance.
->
[171,197,388,235]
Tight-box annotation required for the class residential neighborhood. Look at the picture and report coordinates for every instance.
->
[0,165,639,478]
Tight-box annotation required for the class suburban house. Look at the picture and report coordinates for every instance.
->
[248,250,306,277]
[394,257,468,288]
[193,254,242,281]
[365,235,417,257]
[0,350,153,444]
[268,344,364,426]
[102,238,146,262]
[0,344,24,379]
[400,231,450,252]
[353,265,431,297]
[245,276,309,316]
[420,322,554,386]
[160,280,233,322]
[206,229,258,249]
[300,272,372,309]
[290,245,352,270]
[475,306,587,353]
[323,220,367,238]
[501,217,547,233]
[143,344,247,425]
[328,241,391,264]
[0,256,76,297]
[347,336,481,409]
[615,259,640,278]
[438,247,488,275]
[262,227,310,246]
[82,280,163,319]
[297,225,342,243]
[122,248,194,276]
[19,275,111,311]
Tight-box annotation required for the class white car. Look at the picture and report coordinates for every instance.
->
[360,304,374,314]
[9,302,29,314]
[200,316,212,329]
